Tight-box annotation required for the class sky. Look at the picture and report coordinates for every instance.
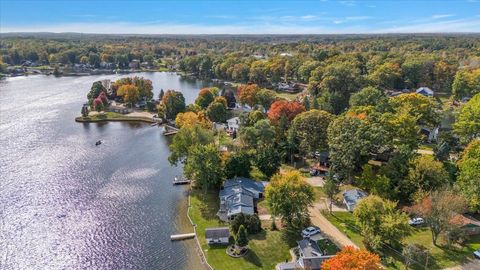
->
[1,0,480,34]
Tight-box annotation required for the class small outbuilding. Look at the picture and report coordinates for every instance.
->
[205,227,230,245]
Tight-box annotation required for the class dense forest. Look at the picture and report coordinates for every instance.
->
[1,34,479,101]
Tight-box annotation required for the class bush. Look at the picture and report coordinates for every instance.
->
[231,213,262,235]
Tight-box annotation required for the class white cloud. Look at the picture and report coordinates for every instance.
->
[432,14,455,19]
[339,1,356,6]
[345,16,371,21]
[2,17,480,34]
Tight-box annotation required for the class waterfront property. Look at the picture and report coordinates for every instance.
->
[205,227,230,245]
[342,188,368,212]
[217,177,266,222]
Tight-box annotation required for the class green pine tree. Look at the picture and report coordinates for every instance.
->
[235,225,249,248]
[303,96,310,111]
[312,95,319,109]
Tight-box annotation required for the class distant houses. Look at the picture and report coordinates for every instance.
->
[343,188,368,212]
[217,177,266,222]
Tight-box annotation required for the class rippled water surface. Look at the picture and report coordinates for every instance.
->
[0,73,211,270]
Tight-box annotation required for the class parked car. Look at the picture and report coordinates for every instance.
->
[474,249,480,259]
[408,217,425,226]
[309,169,319,176]
[302,226,321,237]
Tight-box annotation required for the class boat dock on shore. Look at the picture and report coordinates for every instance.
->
[170,233,196,241]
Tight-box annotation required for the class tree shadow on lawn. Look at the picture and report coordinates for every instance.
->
[249,229,267,241]
[191,189,220,220]
[243,249,263,268]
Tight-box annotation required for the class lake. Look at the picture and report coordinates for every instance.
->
[0,72,214,270]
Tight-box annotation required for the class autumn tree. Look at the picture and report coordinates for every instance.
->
[267,100,305,125]
[321,246,381,270]
[239,119,276,149]
[389,93,440,127]
[175,111,211,129]
[238,84,260,107]
[369,62,402,89]
[457,139,480,211]
[291,109,334,155]
[266,171,314,229]
[354,195,412,250]
[161,90,186,120]
[117,84,140,106]
[452,68,480,99]
[184,143,224,190]
[195,88,215,109]
[87,81,106,104]
[454,93,480,144]
[408,189,467,245]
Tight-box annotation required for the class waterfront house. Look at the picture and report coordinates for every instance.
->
[416,87,434,97]
[276,238,334,270]
[217,177,266,222]
[129,59,140,69]
[226,117,240,133]
[343,189,368,212]
[205,227,230,245]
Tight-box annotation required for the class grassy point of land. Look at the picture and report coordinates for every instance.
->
[75,112,156,123]
[324,211,480,270]
[189,189,299,270]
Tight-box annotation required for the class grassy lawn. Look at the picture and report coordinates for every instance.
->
[75,112,155,123]
[190,189,298,270]
[324,211,480,269]
[276,91,300,101]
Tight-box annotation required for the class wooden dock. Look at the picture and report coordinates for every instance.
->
[170,233,196,241]
[163,125,179,136]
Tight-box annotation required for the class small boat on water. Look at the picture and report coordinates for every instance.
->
[95,140,102,146]
[173,176,191,185]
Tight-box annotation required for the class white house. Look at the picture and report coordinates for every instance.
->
[227,117,240,133]
[205,227,230,245]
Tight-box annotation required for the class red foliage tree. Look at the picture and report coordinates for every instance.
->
[267,100,305,124]
[322,246,381,270]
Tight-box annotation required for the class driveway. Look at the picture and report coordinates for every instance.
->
[305,176,325,187]
[443,261,480,270]
[308,206,358,248]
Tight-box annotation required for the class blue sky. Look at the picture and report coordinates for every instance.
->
[1,0,480,34]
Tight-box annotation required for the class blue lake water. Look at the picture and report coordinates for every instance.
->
[0,72,212,270]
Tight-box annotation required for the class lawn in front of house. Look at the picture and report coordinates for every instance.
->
[275,91,301,101]
[189,189,298,270]
[324,211,480,269]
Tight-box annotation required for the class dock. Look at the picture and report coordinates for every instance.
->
[173,178,191,185]
[170,233,196,241]
[163,125,179,136]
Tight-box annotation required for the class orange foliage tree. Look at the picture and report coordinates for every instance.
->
[238,84,260,107]
[267,100,305,124]
[175,111,211,129]
[322,246,381,270]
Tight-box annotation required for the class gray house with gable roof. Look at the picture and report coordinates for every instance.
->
[217,177,266,222]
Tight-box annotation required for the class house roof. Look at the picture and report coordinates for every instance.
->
[205,227,230,239]
[227,117,240,124]
[451,214,480,228]
[343,189,368,205]
[298,238,322,257]
[302,257,324,270]
[223,177,266,194]
[416,87,434,96]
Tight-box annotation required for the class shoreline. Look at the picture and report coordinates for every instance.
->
[75,115,157,124]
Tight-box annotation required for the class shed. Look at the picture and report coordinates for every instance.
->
[416,87,434,97]
[205,227,230,245]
